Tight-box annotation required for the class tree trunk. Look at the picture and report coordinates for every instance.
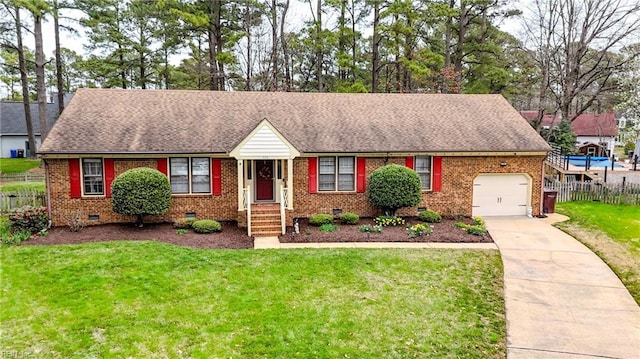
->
[139,25,146,89]
[444,0,454,69]
[453,1,468,91]
[53,0,65,116]
[338,0,346,81]
[246,20,252,91]
[280,0,291,91]
[316,0,323,92]
[270,0,278,90]
[164,48,170,89]
[350,0,357,83]
[15,7,37,159]
[371,0,380,93]
[208,0,224,91]
[34,13,48,144]
[118,43,127,89]
[207,26,216,91]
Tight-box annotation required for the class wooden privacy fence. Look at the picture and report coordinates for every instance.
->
[544,176,640,205]
[0,190,46,212]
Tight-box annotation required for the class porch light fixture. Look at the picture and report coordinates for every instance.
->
[500,161,507,167]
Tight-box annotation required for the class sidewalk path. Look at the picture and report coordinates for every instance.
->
[486,215,640,359]
[253,236,497,250]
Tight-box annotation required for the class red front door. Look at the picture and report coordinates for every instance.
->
[255,160,274,201]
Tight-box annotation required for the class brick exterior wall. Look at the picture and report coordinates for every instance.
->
[292,156,545,219]
[46,158,238,226]
[46,155,544,228]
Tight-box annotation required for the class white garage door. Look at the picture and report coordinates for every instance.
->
[472,174,529,216]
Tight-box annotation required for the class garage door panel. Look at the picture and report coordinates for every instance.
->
[472,174,529,217]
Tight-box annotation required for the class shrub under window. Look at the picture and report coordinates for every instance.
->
[111,168,172,226]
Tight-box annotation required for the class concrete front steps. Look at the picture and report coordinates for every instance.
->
[251,203,282,237]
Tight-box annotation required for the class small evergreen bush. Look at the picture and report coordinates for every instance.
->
[192,219,222,233]
[340,212,359,225]
[309,213,334,226]
[418,210,442,223]
[9,206,49,234]
[174,217,197,229]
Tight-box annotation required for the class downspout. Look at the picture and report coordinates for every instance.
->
[540,156,546,217]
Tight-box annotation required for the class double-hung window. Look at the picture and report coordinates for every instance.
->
[318,156,355,191]
[170,158,211,194]
[415,156,432,190]
[82,158,104,195]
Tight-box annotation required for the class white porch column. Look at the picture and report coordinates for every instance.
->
[237,160,244,210]
[287,158,294,209]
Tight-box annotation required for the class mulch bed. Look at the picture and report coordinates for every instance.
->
[280,217,492,243]
[19,217,491,249]
[23,221,254,249]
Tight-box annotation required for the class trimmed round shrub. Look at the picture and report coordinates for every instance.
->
[418,210,442,223]
[309,213,334,226]
[340,212,359,225]
[192,219,222,233]
[367,164,422,216]
[111,168,172,226]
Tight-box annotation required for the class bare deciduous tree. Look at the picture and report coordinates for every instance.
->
[525,0,640,131]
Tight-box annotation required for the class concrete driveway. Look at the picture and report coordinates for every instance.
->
[485,215,640,359]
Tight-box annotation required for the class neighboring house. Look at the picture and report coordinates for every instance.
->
[40,89,551,235]
[520,111,618,157]
[572,113,618,157]
[0,94,73,158]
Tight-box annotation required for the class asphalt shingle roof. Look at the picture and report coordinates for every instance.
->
[520,111,618,137]
[0,94,73,135]
[40,88,551,154]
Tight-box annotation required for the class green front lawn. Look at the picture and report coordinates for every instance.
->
[0,182,45,192]
[0,158,41,174]
[0,243,505,358]
[556,202,640,250]
[556,202,640,303]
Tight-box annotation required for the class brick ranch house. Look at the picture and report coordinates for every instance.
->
[39,89,551,236]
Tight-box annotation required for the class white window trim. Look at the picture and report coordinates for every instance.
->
[81,158,105,197]
[318,156,356,192]
[169,157,212,195]
[414,156,433,191]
